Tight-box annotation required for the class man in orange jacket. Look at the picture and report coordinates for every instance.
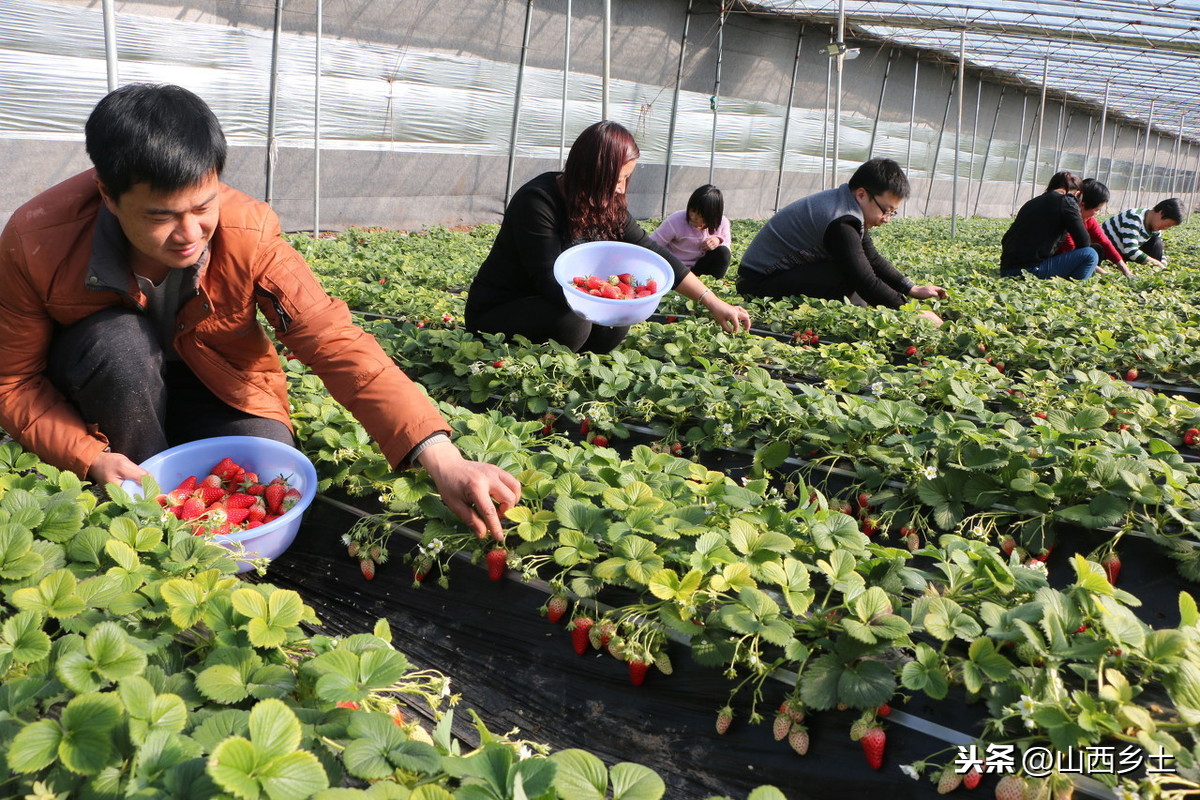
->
[0,83,519,540]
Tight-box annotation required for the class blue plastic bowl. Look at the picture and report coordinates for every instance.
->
[122,435,317,573]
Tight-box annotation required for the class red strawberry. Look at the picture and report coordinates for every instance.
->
[412,555,432,583]
[995,362,1005,373]
[265,483,286,514]
[179,497,206,521]
[194,485,226,505]
[280,487,302,513]
[226,508,250,526]
[861,517,879,537]
[591,435,609,448]
[486,548,507,581]
[360,559,376,580]
[715,706,733,735]
[627,659,650,686]
[876,703,891,717]
[199,473,223,489]
[211,457,241,481]
[245,482,266,496]
[391,708,406,726]
[336,701,359,710]
[171,475,198,497]
[1034,412,1048,419]
[963,766,983,789]
[225,493,257,509]
[546,595,569,624]
[246,520,263,529]
[579,418,590,437]
[1001,536,1017,556]
[665,315,677,323]
[1183,428,1199,446]
[995,775,1026,800]
[1101,552,1121,585]
[247,503,267,523]
[857,492,871,510]
[792,331,803,343]
[859,726,886,769]
[569,617,593,655]
[905,345,918,356]
[492,359,504,368]
[1125,368,1138,381]
[208,522,232,536]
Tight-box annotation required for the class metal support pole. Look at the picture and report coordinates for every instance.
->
[1031,56,1049,198]
[867,48,894,159]
[1105,125,1121,197]
[972,85,1004,217]
[951,29,965,236]
[1170,115,1184,195]
[312,0,322,237]
[924,72,955,216]
[1189,142,1200,209]
[1010,94,1029,214]
[1147,120,1164,201]
[965,75,981,217]
[504,0,535,205]
[831,0,846,188]
[1135,100,1156,207]
[708,2,725,185]
[602,0,611,120]
[1055,102,1071,173]
[1082,116,1095,177]
[661,0,692,217]
[101,0,118,91]
[823,39,832,190]
[905,59,919,176]
[559,0,572,168]
[775,26,805,213]
[1093,80,1110,181]
[264,0,283,203]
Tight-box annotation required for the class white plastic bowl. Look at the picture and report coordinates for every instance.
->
[553,241,673,327]
[122,435,317,573]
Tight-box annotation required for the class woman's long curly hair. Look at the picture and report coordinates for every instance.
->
[561,121,640,241]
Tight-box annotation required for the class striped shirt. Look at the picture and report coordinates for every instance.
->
[1101,208,1157,264]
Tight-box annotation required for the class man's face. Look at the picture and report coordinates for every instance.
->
[98,171,221,272]
[1146,210,1179,233]
[855,188,902,229]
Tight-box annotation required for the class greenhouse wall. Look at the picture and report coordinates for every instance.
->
[0,0,1196,232]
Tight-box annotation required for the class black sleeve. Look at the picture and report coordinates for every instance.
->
[622,214,689,288]
[1061,196,1090,249]
[862,230,915,296]
[822,217,910,309]
[505,186,573,305]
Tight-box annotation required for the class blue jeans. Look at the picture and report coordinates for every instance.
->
[1006,248,1099,280]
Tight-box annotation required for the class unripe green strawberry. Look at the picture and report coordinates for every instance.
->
[787,725,810,756]
[653,651,673,675]
[995,775,1027,800]
[779,700,805,723]
[772,714,792,741]
[936,767,963,794]
[347,541,361,558]
[849,717,872,742]
[360,559,376,580]
[715,706,733,735]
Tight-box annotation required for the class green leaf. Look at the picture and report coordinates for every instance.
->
[249,698,303,763]
[161,578,209,629]
[8,718,62,773]
[551,749,608,800]
[232,588,270,620]
[10,569,86,618]
[208,737,262,800]
[2,610,51,664]
[196,664,252,704]
[87,621,148,681]
[747,788,789,800]
[609,762,665,800]
[258,751,329,800]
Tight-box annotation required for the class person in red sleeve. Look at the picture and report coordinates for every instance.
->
[0,84,519,540]
[1057,179,1130,277]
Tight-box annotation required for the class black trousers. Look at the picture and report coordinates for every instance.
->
[465,295,629,355]
[46,307,293,464]
[691,245,732,279]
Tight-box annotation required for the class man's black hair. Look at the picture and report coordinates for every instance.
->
[1080,178,1110,210]
[847,158,910,200]
[1153,197,1184,223]
[686,184,725,234]
[85,83,227,199]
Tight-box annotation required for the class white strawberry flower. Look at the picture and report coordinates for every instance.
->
[1015,694,1038,728]
[518,745,532,761]
[1114,784,1141,800]
[469,362,484,374]
[439,679,452,698]
[870,382,884,395]
[720,423,734,436]
[429,538,444,555]
[923,465,939,480]
[900,764,920,780]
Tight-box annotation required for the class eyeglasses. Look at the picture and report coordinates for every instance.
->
[870,194,899,219]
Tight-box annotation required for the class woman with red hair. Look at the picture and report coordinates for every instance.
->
[466,121,749,353]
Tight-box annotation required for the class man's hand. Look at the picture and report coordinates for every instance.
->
[1117,261,1133,277]
[918,309,944,328]
[417,439,521,541]
[88,451,148,487]
[908,284,948,300]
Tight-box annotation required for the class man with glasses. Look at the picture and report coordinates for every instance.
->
[737,158,946,326]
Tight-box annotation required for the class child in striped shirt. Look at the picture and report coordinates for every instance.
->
[1100,198,1183,272]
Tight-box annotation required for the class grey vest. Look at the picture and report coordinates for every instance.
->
[740,184,864,276]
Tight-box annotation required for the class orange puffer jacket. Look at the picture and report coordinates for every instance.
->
[0,170,449,477]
